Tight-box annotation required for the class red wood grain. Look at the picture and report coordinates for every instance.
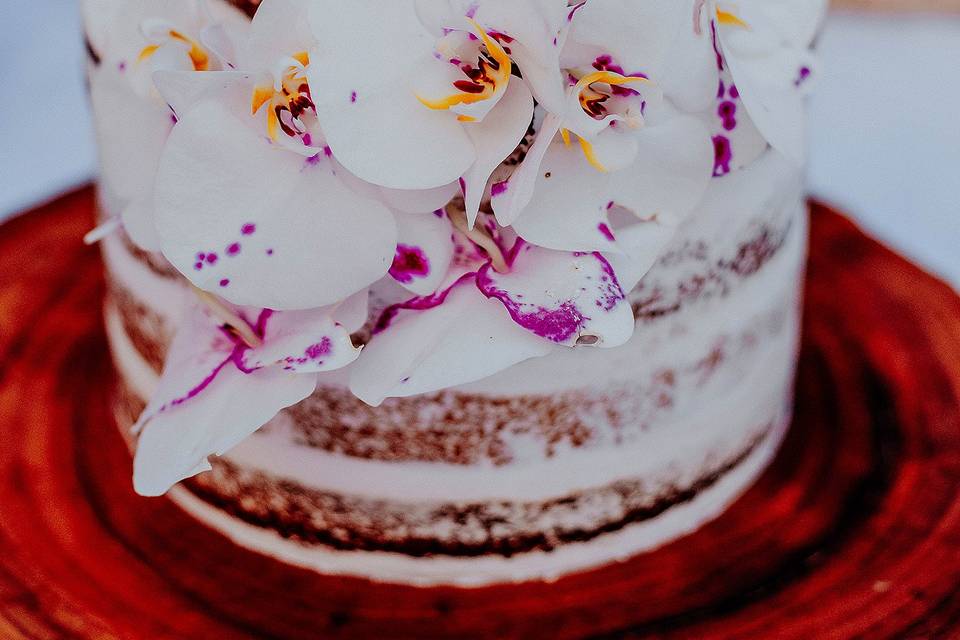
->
[1,188,959,639]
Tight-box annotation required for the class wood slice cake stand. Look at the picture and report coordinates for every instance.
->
[1,188,959,639]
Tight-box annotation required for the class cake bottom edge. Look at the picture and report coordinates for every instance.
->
[162,413,791,588]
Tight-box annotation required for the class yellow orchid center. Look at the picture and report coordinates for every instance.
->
[562,70,649,173]
[716,8,750,30]
[250,52,315,142]
[416,20,513,120]
[138,29,210,71]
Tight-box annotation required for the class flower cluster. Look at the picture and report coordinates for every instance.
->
[83,0,826,495]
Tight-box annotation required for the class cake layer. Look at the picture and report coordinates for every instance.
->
[107,199,805,470]
[109,278,798,502]
[111,335,792,584]
[105,206,801,584]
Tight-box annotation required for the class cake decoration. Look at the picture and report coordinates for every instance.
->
[83,0,826,500]
[131,290,366,495]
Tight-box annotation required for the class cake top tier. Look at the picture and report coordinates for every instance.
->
[83,0,824,495]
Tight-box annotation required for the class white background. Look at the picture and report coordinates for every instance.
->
[0,4,957,288]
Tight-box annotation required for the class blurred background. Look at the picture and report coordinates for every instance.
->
[0,0,957,286]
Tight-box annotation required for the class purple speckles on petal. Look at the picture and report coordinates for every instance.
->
[389,244,431,284]
[266,248,274,256]
[350,90,357,103]
[206,252,218,264]
[305,337,332,360]
[305,153,321,167]
[477,267,584,343]
[226,242,241,256]
[475,245,628,345]
[194,262,204,271]
[795,66,811,87]
[118,60,127,72]
[713,135,732,177]
[718,100,737,131]
[597,223,616,242]
[491,180,509,197]
[374,272,476,333]
[241,223,256,236]
[219,278,231,287]
[458,177,467,197]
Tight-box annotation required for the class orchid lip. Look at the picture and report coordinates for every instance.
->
[251,51,316,144]
[137,23,211,71]
[416,19,513,115]
[560,70,649,172]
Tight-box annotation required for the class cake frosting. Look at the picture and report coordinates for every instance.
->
[83,0,825,586]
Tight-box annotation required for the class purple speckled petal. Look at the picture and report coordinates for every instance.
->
[714,1,826,166]
[240,307,361,374]
[154,97,397,310]
[374,268,478,335]
[133,303,244,431]
[132,301,321,496]
[389,211,455,295]
[703,73,767,177]
[476,241,635,348]
[351,276,554,406]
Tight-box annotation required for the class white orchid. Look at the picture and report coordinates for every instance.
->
[305,0,572,226]
[489,0,714,261]
[150,0,463,311]
[132,290,366,496]
[82,0,249,249]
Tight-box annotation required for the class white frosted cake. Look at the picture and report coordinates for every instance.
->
[83,0,825,587]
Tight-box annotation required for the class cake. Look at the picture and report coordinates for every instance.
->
[82,0,826,587]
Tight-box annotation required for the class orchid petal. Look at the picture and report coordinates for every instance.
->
[89,65,173,219]
[377,182,459,215]
[477,243,634,348]
[133,302,241,433]
[120,195,161,251]
[604,216,682,292]
[509,141,616,253]
[333,290,371,334]
[307,0,475,190]
[152,68,254,119]
[568,0,686,80]
[154,98,397,310]
[239,0,313,71]
[658,5,719,113]
[720,43,806,166]
[240,309,361,373]
[350,279,553,405]
[759,0,830,48]
[133,362,315,497]
[390,211,455,295]
[606,113,714,221]
[490,112,561,226]
[462,80,535,227]
[708,74,769,177]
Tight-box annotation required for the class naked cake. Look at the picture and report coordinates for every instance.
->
[82,0,826,586]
